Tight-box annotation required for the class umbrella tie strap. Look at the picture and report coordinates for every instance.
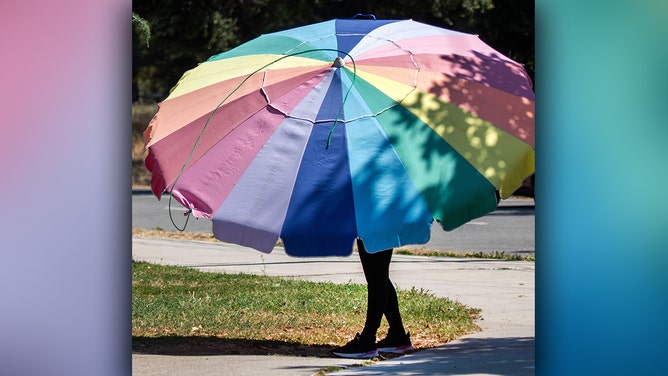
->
[166,48,356,231]
[167,195,192,232]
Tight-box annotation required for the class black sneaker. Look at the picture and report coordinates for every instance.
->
[332,333,379,359]
[376,331,414,354]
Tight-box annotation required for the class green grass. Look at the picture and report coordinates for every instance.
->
[132,261,480,351]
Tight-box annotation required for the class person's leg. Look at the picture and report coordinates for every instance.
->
[358,241,413,353]
[383,277,406,336]
[376,276,413,353]
[332,239,389,359]
[357,239,393,340]
[334,239,411,358]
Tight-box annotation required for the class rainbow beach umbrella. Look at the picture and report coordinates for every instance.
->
[144,16,535,257]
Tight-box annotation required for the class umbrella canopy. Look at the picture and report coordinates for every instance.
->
[144,17,535,257]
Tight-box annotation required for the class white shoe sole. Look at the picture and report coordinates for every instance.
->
[377,345,414,354]
[332,349,379,359]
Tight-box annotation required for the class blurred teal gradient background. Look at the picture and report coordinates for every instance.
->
[1,0,666,374]
[537,0,668,374]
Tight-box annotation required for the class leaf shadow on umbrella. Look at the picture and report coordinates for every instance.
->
[436,51,534,98]
[383,49,534,213]
[427,51,535,149]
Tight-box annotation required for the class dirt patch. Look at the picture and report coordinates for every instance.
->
[132,228,218,242]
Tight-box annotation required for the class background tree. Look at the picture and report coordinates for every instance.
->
[132,0,533,102]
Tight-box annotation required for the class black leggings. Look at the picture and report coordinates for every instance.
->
[357,239,405,339]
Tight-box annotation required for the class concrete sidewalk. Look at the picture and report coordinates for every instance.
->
[132,238,534,375]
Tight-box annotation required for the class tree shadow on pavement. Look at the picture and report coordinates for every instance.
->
[358,336,535,376]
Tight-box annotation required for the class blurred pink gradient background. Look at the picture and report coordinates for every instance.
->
[1,1,130,375]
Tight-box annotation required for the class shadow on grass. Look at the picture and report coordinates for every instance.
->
[132,335,423,360]
[133,336,339,358]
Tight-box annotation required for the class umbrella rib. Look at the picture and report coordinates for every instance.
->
[377,37,420,106]
[260,70,271,105]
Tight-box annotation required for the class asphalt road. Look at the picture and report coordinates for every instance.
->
[132,189,534,257]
